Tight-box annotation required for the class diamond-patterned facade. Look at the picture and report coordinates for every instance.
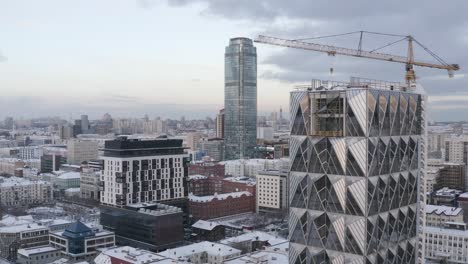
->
[289,83,425,264]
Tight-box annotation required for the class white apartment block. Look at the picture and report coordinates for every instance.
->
[18,146,43,160]
[425,204,464,227]
[425,224,468,264]
[80,166,101,201]
[0,176,53,206]
[256,170,287,214]
[67,140,98,165]
[445,135,468,164]
[100,138,188,207]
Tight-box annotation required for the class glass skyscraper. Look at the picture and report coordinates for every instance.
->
[289,78,426,264]
[224,37,257,160]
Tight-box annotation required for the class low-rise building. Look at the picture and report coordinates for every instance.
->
[425,204,464,227]
[0,177,53,207]
[54,172,80,190]
[424,223,468,264]
[94,246,172,264]
[0,223,49,260]
[219,231,287,254]
[189,192,255,220]
[431,188,462,206]
[100,203,184,252]
[192,220,225,242]
[224,249,288,264]
[458,192,468,222]
[159,241,241,264]
[49,221,115,262]
[16,246,62,264]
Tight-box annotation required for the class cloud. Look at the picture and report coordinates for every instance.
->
[0,52,7,62]
[167,0,468,120]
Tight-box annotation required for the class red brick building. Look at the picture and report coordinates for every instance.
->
[189,192,255,220]
[189,162,225,177]
[188,176,256,220]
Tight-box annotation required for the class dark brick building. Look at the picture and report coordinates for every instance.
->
[435,163,466,191]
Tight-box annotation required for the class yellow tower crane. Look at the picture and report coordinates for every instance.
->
[255,31,459,88]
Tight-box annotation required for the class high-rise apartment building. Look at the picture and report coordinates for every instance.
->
[216,109,225,139]
[224,37,257,160]
[289,78,426,263]
[100,137,189,208]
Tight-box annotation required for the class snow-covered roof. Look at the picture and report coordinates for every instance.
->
[188,174,208,180]
[17,246,59,257]
[425,205,462,216]
[159,241,241,259]
[220,231,287,246]
[65,188,81,193]
[0,223,48,233]
[459,192,468,199]
[189,191,252,202]
[57,172,80,180]
[192,220,221,231]
[0,214,34,227]
[95,246,172,264]
[225,250,288,264]
[223,176,256,185]
[0,176,48,188]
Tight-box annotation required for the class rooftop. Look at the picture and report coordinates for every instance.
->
[189,191,252,202]
[192,220,221,231]
[17,246,59,257]
[56,172,80,180]
[294,77,416,93]
[425,205,462,216]
[188,174,208,180]
[220,231,287,246]
[225,250,288,264]
[223,176,256,185]
[159,241,241,259]
[0,176,48,188]
[95,246,171,264]
[0,223,48,233]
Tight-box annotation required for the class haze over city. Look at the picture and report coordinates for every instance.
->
[1,0,467,120]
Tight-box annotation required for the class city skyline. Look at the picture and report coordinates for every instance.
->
[1,1,467,121]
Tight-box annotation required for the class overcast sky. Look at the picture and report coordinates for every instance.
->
[1,0,466,121]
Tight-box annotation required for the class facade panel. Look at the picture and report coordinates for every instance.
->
[289,79,426,264]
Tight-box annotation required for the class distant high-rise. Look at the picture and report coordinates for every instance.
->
[224,37,257,160]
[81,115,89,134]
[289,78,426,263]
[216,109,225,139]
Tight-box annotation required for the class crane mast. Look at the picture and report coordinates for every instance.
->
[255,33,459,88]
